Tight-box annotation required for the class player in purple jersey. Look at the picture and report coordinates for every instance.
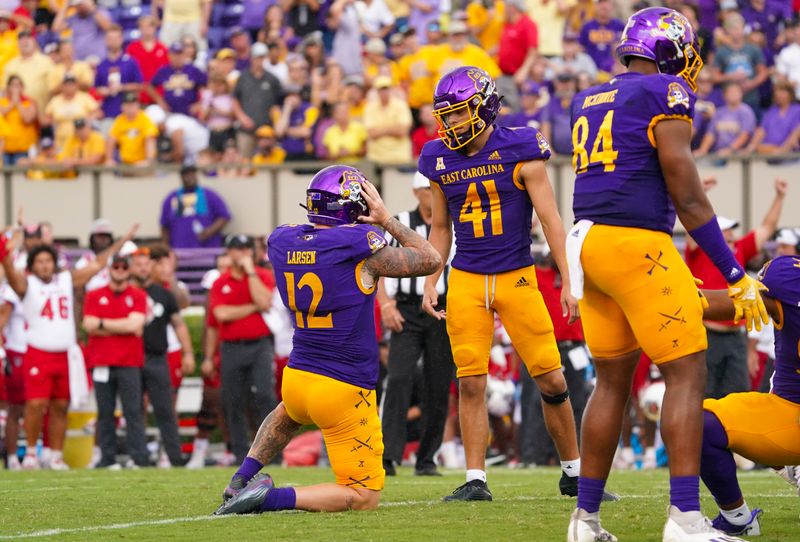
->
[566,7,769,542]
[418,66,615,504]
[698,256,800,536]
[214,165,441,516]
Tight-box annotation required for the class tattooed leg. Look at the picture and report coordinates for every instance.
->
[248,403,302,465]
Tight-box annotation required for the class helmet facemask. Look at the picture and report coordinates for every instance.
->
[433,74,497,151]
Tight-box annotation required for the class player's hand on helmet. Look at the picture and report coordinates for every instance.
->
[422,282,446,320]
[357,180,391,227]
[380,300,405,333]
[560,289,580,324]
[727,274,770,332]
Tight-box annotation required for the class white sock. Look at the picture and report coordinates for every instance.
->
[193,438,209,453]
[561,458,581,477]
[51,450,63,461]
[721,503,751,526]
[466,469,487,483]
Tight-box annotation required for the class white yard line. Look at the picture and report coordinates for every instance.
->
[3,492,796,539]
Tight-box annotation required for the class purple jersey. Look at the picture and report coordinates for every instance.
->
[418,126,550,274]
[757,256,800,404]
[571,72,696,234]
[151,65,207,116]
[268,223,387,389]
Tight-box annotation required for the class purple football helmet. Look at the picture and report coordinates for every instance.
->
[305,165,369,226]
[616,7,704,91]
[432,66,501,150]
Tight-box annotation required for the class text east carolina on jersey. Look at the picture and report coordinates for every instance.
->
[570,72,696,234]
[417,126,551,274]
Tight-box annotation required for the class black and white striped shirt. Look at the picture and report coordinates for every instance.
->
[383,207,452,299]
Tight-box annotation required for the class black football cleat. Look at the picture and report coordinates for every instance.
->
[559,472,620,502]
[383,459,397,477]
[414,465,442,476]
[214,473,274,515]
[222,474,247,502]
[443,480,493,502]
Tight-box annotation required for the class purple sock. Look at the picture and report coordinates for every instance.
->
[700,410,743,506]
[260,487,297,512]
[233,457,263,485]
[577,477,606,514]
[670,476,701,513]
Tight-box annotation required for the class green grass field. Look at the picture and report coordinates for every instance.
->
[0,467,797,541]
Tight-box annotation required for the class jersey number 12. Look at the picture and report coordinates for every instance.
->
[572,110,618,174]
[284,272,333,329]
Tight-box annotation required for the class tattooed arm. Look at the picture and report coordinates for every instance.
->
[246,403,302,465]
[358,180,442,280]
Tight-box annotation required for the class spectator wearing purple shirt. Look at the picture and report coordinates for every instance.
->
[229,28,252,72]
[272,84,319,160]
[695,83,757,158]
[95,25,143,119]
[578,0,624,75]
[742,0,784,51]
[160,165,231,249]
[498,81,545,130]
[148,42,207,116]
[745,81,800,155]
[407,0,439,44]
[541,73,576,156]
[51,0,112,61]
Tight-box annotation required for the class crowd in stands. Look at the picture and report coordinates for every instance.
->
[0,0,794,177]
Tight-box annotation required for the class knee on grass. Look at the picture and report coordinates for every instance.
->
[348,488,381,511]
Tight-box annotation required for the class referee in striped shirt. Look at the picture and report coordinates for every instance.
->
[379,172,455,476]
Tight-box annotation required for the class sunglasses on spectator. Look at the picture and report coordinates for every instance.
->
[111,262,129,270]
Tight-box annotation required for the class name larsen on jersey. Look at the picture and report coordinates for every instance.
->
[287,251,317,264]
[439,163,505,185]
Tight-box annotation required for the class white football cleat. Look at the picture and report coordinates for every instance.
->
[49,457,70,471]
[157,452,172,469]
[567,508,618,542]
[21,453,39,470]
[662,505,745,542]
[775,466,800,496]
[7,454,21,471]
[186,450,206,469]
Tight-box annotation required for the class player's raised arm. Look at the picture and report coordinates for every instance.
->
[73,223,139,288]
[0,234,25,299]
[421,183,452,320]
[656,119,769,331]
[520,159,579,323]
[358,180,442,279]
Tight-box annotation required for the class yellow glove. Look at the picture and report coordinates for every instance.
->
[693,277,709,311]
[727,274,770,332]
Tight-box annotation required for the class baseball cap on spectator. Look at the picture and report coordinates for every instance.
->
[301,31,323,48]
[0,10,11,20]
[122,91,138,103]
[521,81,542,96]
[374,76,392,89]
[74,118,87,129]
[40,136,54,149]
[63,73,77,84]
[448,20,468,35]
[720,0,738,10]
[389,33,405,46]
[556,72,577,82]
[776,228,799,247]
[251,42,268,58]
[225,233,254,250]
[24,224,42,238]
[343,75,365,88]
[426,21,440,33]
[717,216,740,231]
[229,26,247,38]
[145,104,167,126]
[215,48,235,60]
[412,171,430,189]
[255,125,275,139]
[90,218,114,235]
[365,38,386,55]
[44,42,58,55]
[169,41,184,54]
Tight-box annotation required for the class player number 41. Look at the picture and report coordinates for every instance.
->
[284,271,333,329]
[572,110,619,174]
[459,179,503,238]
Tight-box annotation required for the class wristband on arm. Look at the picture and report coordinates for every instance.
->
[688,216,745,285]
